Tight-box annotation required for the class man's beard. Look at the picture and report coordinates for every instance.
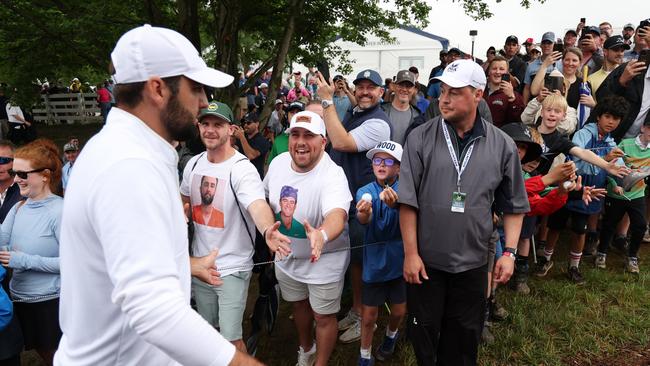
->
[160,94,198,142]
[201,193,214,205]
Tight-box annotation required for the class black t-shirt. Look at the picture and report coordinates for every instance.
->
[240,133,271,178]
[538,129,576,174]
[0,96,7,119]
[566,78,592,110]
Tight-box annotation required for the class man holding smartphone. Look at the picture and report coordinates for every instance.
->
[597,20,650,141]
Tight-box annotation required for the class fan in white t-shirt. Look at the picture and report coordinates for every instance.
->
[264,110,351,366]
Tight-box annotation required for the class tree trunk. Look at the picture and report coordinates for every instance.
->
[177,0,201,51]
[258,0,304,129]
[212,0,242,111]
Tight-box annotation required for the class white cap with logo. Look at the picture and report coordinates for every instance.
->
[366,140,403,162]
[434,59,487,91]
[111,24,234,88]
[287,111,327,136]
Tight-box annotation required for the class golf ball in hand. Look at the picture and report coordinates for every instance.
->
[361,193,372,202]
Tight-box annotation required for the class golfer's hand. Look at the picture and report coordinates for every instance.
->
[190,249,222,286]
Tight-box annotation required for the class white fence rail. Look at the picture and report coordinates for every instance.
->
[32,93,102,124]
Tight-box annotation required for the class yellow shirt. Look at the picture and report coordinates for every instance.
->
[589,69,610,101]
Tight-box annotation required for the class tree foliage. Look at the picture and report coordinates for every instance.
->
[0,0,541,110]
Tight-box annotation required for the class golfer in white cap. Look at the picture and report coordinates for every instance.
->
[55,25,261,366]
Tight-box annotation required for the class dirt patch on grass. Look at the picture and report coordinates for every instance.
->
[564,343,650,366]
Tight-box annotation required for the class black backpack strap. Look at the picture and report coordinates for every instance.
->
[229,157,256,247]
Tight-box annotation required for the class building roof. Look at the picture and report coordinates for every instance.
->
[399,25,449,50]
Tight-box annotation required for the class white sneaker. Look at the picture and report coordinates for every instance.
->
[296,345,316,366]
[339,321,376,343]
[337,309,360,331]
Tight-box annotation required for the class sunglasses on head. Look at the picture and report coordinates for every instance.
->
[9,168,47,179]
[0,157,13,164]
[372,157,396,166]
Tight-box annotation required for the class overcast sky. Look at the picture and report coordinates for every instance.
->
[420,0,650,58]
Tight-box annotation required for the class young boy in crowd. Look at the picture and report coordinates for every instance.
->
[596,98,647,274]
[501,123,579,294]
[537,95,627,284]
[354,141,405,366]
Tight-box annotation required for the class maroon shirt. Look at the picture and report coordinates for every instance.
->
[484,87,525,128]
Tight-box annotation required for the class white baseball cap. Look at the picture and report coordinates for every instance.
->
[366,140,403,162]
[287,111,327,136]
[434,59,487,91]
[111,24,234,88]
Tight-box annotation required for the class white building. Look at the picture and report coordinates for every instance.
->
[331,25,449,83]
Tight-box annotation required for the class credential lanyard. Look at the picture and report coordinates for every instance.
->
[441,120,475,192]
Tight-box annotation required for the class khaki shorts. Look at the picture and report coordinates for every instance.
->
[191,270,251,341]
[275,267,344,315]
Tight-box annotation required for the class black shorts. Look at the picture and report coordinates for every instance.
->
[362,277,406,307]
[348,217,365,265]
[547,207,589,234]
[13,298,62,351]
[519,215,538,239]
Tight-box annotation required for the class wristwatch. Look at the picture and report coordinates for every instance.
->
[503,247,517,258]
[321,99,334,109]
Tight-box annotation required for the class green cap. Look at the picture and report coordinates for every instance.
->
[199,101,233,124]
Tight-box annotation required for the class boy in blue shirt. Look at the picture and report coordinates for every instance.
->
[355,141,405,366]
[0,266,11,331]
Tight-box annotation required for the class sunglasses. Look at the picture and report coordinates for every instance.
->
[0,157,13,164]
[372,157,397,166]
[10,168,47,179]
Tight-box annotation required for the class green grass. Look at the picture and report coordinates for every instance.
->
[18,123,650,365]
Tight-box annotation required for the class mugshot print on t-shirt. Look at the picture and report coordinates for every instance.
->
[191,174,226,228]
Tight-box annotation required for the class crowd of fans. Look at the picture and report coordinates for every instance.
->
[0,17,649,366]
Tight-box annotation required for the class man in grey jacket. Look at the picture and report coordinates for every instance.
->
[398,59,528,366]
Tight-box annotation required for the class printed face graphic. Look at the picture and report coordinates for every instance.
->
[200,175,217,205]
[280,197,297,218]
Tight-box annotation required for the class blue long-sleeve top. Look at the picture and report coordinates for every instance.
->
[0,266,11,331]
[356,180,403,283]
[0,195,62,302]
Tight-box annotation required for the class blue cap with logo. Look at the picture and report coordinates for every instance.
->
[353,69,383,87]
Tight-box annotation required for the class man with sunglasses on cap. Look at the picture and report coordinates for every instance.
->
[399,59,528,365]
[264,110,351,366]
[316,69,391,344]
[55,25,262,365]
[381,70,425,145]
[234,112,271,179]
[523,31,564,103]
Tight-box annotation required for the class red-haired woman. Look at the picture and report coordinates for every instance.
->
[0,139,63,365]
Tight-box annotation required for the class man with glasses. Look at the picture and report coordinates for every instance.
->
[234,112,271,178]
[381,70,424,145]
[316,69,391,344]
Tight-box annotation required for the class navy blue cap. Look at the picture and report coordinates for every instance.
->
[604,35,630,50]
[448,47,463,55]
[584,26,601,36]
[353,69,383,86]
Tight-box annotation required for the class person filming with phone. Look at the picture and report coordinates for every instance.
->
[596,19,650,141]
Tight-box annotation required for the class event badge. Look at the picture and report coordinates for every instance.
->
[451,191,466,213]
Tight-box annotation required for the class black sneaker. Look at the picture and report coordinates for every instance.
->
[375,332,398,361]
[534,257,553,277]
[567,266,586,285]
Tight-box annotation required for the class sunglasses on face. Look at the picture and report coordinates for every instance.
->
[372,157,396,166]
[0,157,13,164]
[10,168,47,179]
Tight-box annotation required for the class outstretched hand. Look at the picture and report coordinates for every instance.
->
[304,221,325,262]
[265,221,292,259]
[190,249,222,286]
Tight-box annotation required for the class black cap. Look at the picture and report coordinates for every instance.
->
[505,35,519,44]
[244,112,259,123]
[565,29,578,36]
[500,123,542,164]
[584,26,601,36]
[448,47,463,55]
[287,101,305,112]
[333,74,344,82]
[604,35,631,50]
